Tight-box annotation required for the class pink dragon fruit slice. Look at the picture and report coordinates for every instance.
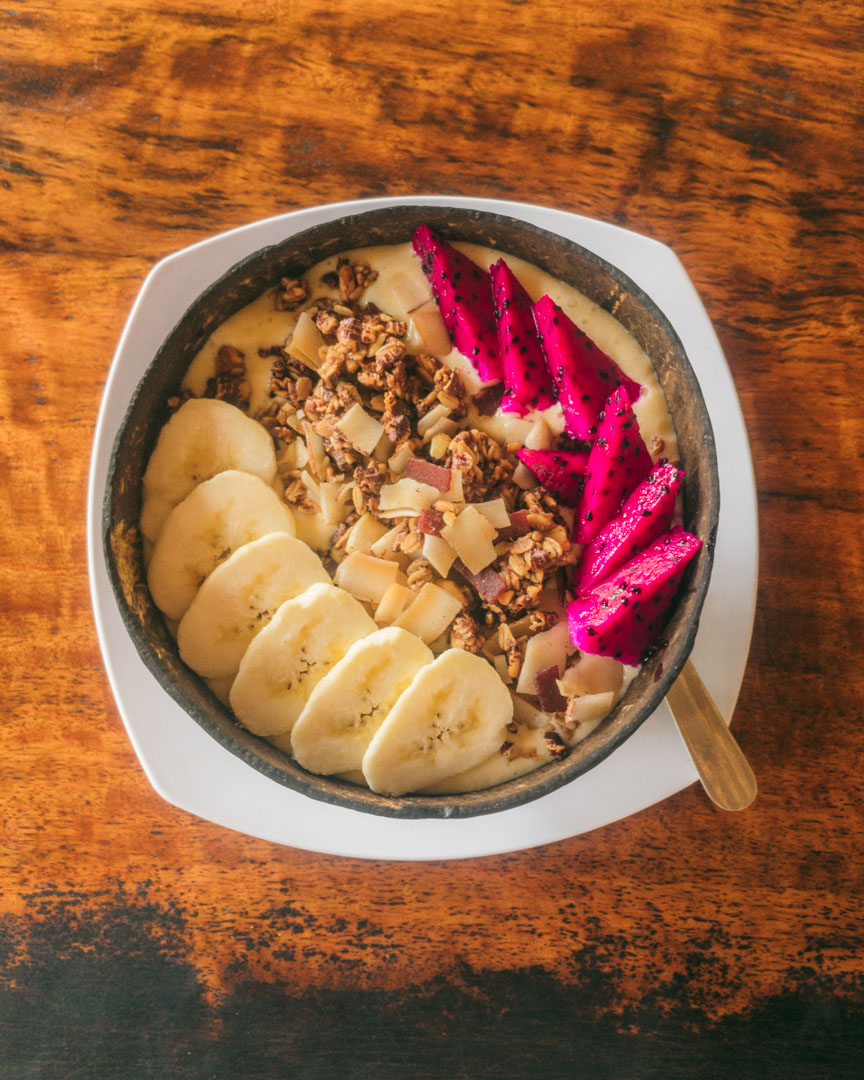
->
[574,386,651,545]
[489,259,555,414]
[567,527,702,665]
[533,295,642,439]
[516,447,589,507]
[412,224,502,383]
[574,460,684,592]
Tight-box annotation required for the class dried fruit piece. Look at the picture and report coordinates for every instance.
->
[574,386,651,545]
[567,527,702,665]
[496,509,531,541]
[515,448,590,507]
[533,295,641,439]
[405,457,453,492]
[452,558,507,604]
[472,382,505,416]
[417,508,446,536]
[575,460,683,592]
[490,259,556,414]
[412,224,502,382]
[535,664,568,713]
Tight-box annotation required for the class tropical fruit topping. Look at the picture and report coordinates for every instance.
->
[490,258,556,414]
[574,386,651,545]
[412,224,502,383]
[533,295,642,440]
[567,528,702,665]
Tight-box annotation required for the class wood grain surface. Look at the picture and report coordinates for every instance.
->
[1,1,862,1077]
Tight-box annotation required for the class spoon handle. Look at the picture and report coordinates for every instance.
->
[666,659,757,811]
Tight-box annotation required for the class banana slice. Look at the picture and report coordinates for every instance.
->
[292,628,433,776]
[362,649,512,795]
[141,397,277,543]
[147,470,295,620]
[177,532,331,680]
[230,582,376,737]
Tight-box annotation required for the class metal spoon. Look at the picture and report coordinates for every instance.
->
[666,659,757,811]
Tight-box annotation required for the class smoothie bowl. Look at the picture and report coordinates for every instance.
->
[104,205,718,819]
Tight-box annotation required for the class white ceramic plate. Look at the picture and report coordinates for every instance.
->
[87,196,758,860]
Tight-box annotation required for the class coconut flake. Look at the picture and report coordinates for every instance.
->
[334,552,401,603]
[378,477,441,514]
[393,582,462,643]
[417,403,451,438]
[440,505,498,574]
[422,533,457,578]
[471,498,511,530]
[336,403,385,456]
[287,311,324,371]
[374,582,417,624]
[412,306,452,357]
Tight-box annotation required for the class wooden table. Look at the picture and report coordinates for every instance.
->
[2,2,862,1076]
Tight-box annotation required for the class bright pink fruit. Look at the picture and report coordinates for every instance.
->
[412,224,502,383]
[490,259,555,414]
[516,447,590,507]
[533,295,641,439]
[574,386,651,545]
[567,527,702,665]
[574,460,683,592]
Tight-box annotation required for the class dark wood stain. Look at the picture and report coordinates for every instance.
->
[1,0,863,1074]
[0,892,862,1078]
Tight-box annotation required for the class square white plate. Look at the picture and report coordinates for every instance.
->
[87,195,758,860]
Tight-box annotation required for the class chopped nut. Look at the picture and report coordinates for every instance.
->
[428,431,452,459]
[406,557,435,589]
[433,365,467,417]
[166,388,194,414]
[330,512,359,550]
[336,317,364,348]
[446,429,514,501]
[314,306,340,336]
[528,610,559,634]
[275,277,309,311]
[506,641,524,680]
[449,613,484,653]
[544,729,568,761]
[381,391,411,445]
[338,258,378,303]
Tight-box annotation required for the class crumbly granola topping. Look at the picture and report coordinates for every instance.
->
[449,613,484,653]
[275,277,309,311]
